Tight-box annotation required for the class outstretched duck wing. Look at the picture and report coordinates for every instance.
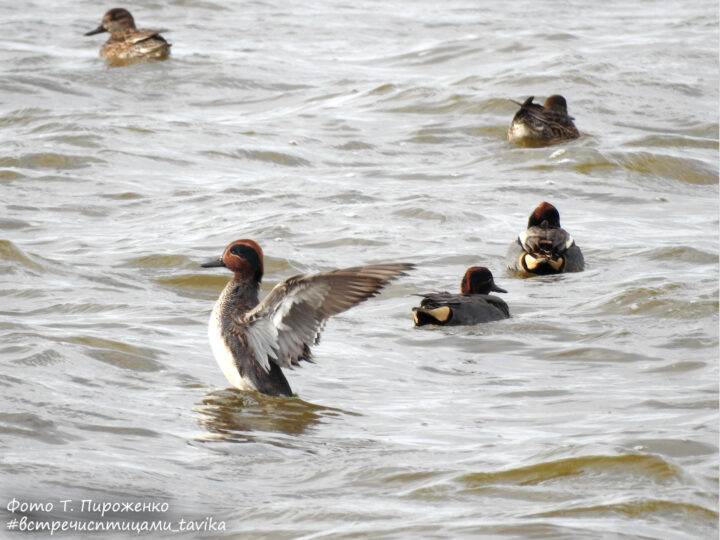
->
[232,263,413,371]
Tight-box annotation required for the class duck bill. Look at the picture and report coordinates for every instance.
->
[201,258,226,268]
[84,25,107,36]
[490,283,508,294]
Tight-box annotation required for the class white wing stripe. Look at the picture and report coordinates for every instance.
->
[565,235,575,250]
[236,264,412,369]
[244,318,279,372]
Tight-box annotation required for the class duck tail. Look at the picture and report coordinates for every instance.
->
[509,96,535,108]
[412,306,452,326]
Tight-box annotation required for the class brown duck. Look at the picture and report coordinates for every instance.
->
[85,8,170,66]
[508,95,579,144]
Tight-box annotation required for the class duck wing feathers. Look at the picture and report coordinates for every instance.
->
[230,263,413,371]
[122,29,169,45]
[512,97,578,138]
[417,292,463,307]
[520,226,575,256]
[417,292,510,321]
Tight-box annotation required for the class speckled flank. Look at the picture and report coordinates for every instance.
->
[207,285,255,391]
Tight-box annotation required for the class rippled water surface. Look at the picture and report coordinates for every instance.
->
[1,0,718,538]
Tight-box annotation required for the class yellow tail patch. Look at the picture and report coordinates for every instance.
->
[425,306,451,323]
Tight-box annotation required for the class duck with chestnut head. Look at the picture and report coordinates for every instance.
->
[506,202,584,275]
[412,267,509,326]
[201,239,413,396]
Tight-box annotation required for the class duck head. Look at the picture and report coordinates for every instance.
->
[519,202,572,274]
[543,95,569,114]
[201,239,264,282]
[527,201,561,229]
[461,267,507,295]
[85,8,137,36]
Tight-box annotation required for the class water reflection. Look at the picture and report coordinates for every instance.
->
[195,388,344,443]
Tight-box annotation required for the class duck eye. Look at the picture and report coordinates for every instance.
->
[230,245,247,257]
[229,244,260,265]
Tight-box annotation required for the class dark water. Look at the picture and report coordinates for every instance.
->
[1,0,717,538]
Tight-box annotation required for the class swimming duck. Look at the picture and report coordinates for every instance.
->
[85,8,170,66]
[412,267,509,326]
[506,202,584,275]
[201,239,413,396]
[507,95,579,144]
